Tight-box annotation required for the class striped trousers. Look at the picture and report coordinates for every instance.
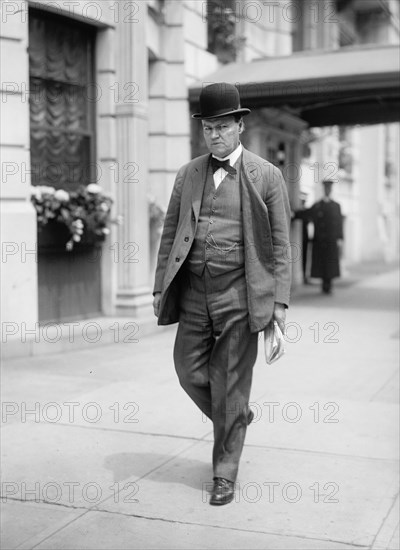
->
[173,265,258,482]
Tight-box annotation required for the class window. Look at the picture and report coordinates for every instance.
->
[29,10,96,190]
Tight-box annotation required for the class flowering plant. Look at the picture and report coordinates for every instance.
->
[148,195,166,234]
[30,184,121,251]
[207,1,246,64]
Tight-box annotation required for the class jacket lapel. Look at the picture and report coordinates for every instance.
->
[240,148,265,199]
[191,155,210,222]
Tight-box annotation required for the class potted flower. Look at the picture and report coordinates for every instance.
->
[30,184,120,251]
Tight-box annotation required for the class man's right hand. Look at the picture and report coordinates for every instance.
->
[153,292,161,317]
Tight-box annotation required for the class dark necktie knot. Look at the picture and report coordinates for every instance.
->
[211,157,237,175]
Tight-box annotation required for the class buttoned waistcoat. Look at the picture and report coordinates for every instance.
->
[153,148,291,333]
[187,158,244,276]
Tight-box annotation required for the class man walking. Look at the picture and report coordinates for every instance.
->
[153,83,291,505]
[295,180,343,294]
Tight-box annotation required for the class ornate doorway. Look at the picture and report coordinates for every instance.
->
[29,9,101,323]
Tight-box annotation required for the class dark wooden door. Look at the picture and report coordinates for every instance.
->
[38,245,102,324]
[29,10,101,323]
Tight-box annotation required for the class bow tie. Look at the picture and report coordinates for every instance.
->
[210,157,237,175]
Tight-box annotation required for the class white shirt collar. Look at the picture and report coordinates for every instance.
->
[212,143,243,166]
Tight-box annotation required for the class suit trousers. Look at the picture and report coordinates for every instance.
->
[173,265,258,482]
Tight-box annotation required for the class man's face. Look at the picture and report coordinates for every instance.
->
[323,184,333,197]
[202,116,242,158]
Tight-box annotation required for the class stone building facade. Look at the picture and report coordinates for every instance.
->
[1,0,398,350]
[295,0,400,269]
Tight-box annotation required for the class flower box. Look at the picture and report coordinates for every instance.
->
[37,220,104,251]
[31,184,116,252]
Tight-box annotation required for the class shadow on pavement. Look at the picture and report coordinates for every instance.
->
[104,452,211,490]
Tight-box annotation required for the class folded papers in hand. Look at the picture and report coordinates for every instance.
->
[264,320,285,365]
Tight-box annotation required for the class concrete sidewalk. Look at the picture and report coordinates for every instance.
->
[1,268,399,549]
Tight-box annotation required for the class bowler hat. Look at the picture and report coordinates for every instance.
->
[192,82,251,119]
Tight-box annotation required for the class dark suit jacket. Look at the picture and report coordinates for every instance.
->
[153,148,291,333]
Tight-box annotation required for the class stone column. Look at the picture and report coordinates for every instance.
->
[357,125,386,262]
[114,1,152,317]
[148,0,190,282]
[0,0,39,343]
[96,26,117,316]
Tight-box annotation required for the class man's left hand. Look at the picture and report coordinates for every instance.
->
[273,302,286,334]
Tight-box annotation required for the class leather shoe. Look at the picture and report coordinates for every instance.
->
[209,477,235,506]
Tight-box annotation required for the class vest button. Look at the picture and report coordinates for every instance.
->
[184,237,189,242]
[175,257,180,262]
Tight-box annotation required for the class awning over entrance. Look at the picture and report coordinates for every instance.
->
[189,45,400,127]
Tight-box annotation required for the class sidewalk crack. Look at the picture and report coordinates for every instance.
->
[8,497,371,550]
[369,490,400,549]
